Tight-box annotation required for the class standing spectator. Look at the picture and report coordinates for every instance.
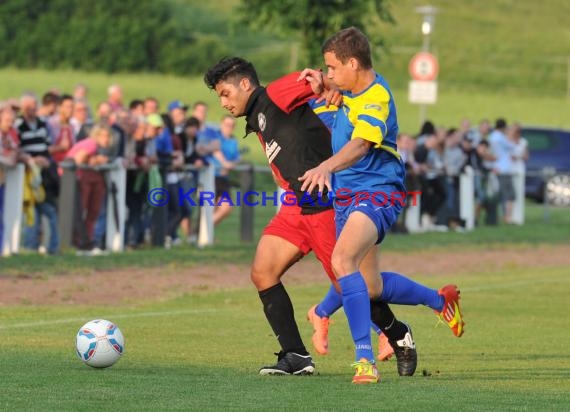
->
[393,133,419,233]
[416,128,446,230]
[489,118,516,224]
[191,101,208,126]
[468,118,491,147]
[71,100,91,140]
[461,132,486,224]
[211,115,240,226]
[73,83,93,120]
[443,128,466,230]
[66,125,111,254]
[124,117,149,248]
[129,99,145,119]
[93,104,127,249]
[179,117,204,244]
[48,94,74,164]
[107,84,124,113]
[37,92,59,122]
[458,118,471,140]
[192,101,219,144]
[143,114,164,245]
[143,97,159,116]
[0,107,20,253]
[15,93,60,255]
[162,101,188,247]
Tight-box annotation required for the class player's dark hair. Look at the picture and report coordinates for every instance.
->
[321,27,372,70]
[204,57,260,89]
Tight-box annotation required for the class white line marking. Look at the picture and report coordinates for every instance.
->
[0,308,224,330]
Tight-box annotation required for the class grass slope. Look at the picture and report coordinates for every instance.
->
[1,66,569,165]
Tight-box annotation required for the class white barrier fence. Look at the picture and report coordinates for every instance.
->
[0,162,547,256]
[2,164,25,257]
[404,167,526,232]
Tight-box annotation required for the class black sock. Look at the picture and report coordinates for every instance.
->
[370,299,408,341]
[259,283,308,355]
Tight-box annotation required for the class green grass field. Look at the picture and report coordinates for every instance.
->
[1,264,569,410]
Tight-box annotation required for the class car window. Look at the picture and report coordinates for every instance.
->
[523,130,559,151]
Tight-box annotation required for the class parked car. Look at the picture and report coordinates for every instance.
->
[522,126,570,205]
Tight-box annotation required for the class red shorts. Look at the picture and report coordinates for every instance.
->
[263,208,336,283]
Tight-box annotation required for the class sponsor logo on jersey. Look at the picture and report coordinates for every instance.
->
[258,112,267,131]
[265,139,281,163]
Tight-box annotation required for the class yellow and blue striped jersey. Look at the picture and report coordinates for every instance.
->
[331,73,405,195]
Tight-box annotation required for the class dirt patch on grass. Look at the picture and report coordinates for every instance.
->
[1,245,569,306]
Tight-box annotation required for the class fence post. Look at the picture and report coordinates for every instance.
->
[197,164,215,247]
[459,166,475,230]
[405,194,422,233]
[2,164,25,256]
[105,160,126,252]
[240,164,255,242]
[511,169,525,225]
[58,162,77,250]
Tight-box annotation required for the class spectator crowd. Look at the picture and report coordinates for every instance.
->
[0,84,241,256]
[0,85,528,256]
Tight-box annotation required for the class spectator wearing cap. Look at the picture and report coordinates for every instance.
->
[489,118,516,223]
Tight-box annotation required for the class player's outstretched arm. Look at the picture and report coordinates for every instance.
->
[298,138,373,194]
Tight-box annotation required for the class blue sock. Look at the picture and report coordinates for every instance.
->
[380,271,444,311]
[315,284,343,318]
[339,272,374,362]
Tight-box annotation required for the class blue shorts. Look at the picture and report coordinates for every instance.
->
[334,194,402,244]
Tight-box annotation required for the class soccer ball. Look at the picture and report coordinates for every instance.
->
[75,319,125,368]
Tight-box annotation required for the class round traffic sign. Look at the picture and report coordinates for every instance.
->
[409,52,439,81]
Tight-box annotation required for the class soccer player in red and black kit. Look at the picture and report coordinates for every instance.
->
[204,57,419,377]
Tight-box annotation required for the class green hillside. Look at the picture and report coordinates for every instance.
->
[169,0,570,97]
[1,0,569,164]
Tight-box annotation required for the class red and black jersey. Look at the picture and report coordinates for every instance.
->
[244,72,332,214]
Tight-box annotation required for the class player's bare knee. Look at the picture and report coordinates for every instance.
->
[250,265,279,290]
[331,252,359,278]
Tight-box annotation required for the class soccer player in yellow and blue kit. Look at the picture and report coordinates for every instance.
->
[298,27,465,383]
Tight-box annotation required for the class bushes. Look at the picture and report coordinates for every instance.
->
[0,0,229,75]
